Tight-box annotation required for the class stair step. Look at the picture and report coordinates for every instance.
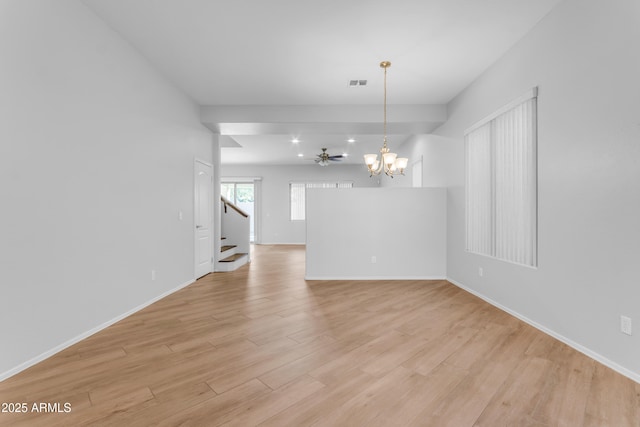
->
[219,253,247,263]
[221,245,237,252]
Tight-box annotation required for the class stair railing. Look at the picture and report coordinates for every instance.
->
[221,195,249,218]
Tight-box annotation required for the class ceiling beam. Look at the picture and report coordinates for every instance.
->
[200,104,447,136]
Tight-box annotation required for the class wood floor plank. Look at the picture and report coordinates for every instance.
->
[310,366,417,427]
[359,332,431,377]
[94,382,214,426]
[372,362,468,427]
[443,321,514,370]
[258,369,376,427]
[217,375,325,427]
[583,363,640,427]
[425,358,515,427]
[257,334,369,390]
[157,378,271,427]
[401,325,477,376]
[307,330,409,384]
[0,244,638,427]
[473,357,553,426]
[530,342,595,426]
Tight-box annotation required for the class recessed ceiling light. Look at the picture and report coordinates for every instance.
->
[347,138,355,143]
[292,138,300,143]
[342,153,349,157]
[297,153,303,157]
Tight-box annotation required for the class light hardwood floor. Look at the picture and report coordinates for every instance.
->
[1,245,638,426]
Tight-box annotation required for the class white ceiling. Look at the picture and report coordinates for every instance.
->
[83,0,561,165]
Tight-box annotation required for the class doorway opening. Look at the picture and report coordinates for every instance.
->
[221,181,256,242]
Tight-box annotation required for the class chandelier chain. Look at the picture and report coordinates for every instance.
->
[383,63,387,146]
[363,60,408,177]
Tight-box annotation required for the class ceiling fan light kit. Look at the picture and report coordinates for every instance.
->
[364,61,408,178]
[315,147,343,166]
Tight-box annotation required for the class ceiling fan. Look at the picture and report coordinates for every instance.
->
[314,148,344,166]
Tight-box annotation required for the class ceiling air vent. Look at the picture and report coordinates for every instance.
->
[348,79,367,87]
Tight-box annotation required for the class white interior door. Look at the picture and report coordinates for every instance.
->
[195,160,213,278]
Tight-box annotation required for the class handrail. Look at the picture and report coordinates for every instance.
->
[221,196,249,218]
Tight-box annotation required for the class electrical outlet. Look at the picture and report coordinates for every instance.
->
[620,315,632,335]
[151,270,156,281]
[371,256,377,264]
[479,267,484,277]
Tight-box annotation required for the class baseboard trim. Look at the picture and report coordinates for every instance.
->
[304,275,446,281]
[446,277,640,385]
[259,242,305,246]
[0,278,196,382]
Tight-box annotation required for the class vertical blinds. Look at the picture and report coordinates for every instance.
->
[465,123,493,256]
[465,89,537,267]
[290,181,353,220]
[290,183,306,221]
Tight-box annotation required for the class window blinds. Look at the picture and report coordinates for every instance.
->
[290,181,353,220]
[290,183,306,221]
[465,89,537,267]
[465,123,493,256]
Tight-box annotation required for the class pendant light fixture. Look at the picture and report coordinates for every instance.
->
[364,61,408,177]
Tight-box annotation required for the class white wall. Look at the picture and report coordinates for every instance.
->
[379,134,460,189]
[437,0,640,380]
[221,164,378,244]
[306,188,447,279]
[0,0,213,379]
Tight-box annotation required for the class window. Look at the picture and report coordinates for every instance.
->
[221,181,256,242]
[465,88,537,267]
[290,181,353,220]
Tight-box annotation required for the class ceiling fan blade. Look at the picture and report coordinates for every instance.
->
[328,155,344,160]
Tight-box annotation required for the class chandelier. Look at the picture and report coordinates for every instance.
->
[364,61,408,177]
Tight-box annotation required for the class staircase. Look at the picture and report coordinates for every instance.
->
[216,197,250,272]
[217,238,249,272]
